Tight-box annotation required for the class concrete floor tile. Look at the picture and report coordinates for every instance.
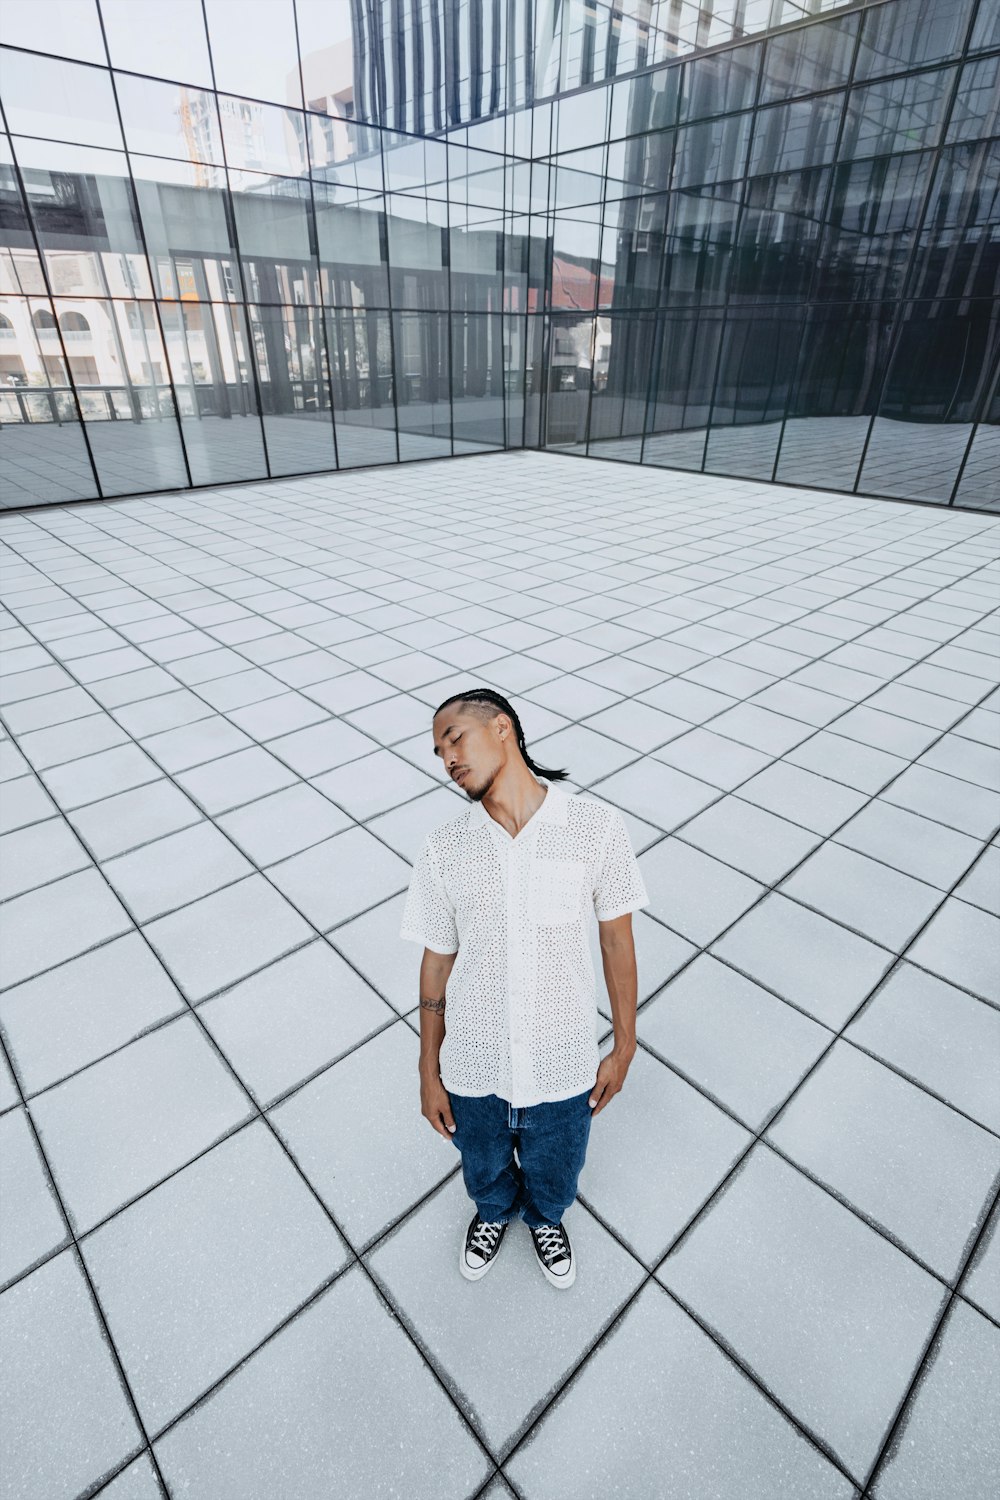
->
[200,940,394,1105]
[270,1021,455,1244]
[507,1281,854,1500]
[30,1015,253,1233]
[768,1042,1000,1279]
[780,843,942,952]
[154,1264,491,1499]
[368,1173,644,1456]
[267,825,411,931]
[677,796,821,884]
[713,892,894,1029]
[0,1106,68,1287]
[1,869,133,990]
[0,1251,143,1500]
[0,817,92,900]
[638,955,830,1127]
[66,780,203,861]
[738,760,868,835]
[905,898,1000,1004]
[102,822,253,923]
[82,1123,349,1432]
[832,800,980,890]
[962,1201,1000,1324]
[869,1302,1000,1499]
[658,1147,946,1481]
[639,838,765,946]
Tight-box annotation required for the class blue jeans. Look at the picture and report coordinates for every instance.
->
[447,1088,594,1229]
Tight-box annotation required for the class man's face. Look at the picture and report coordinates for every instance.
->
[432,710,503,801]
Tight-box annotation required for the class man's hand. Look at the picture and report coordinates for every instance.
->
[588,1045,635,1117]
[421,1072,457,1140]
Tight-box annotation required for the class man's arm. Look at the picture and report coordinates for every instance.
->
[590,913,638,1115]
[418,947,458,1138]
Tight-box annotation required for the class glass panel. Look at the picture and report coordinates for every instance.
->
[588,313,654,460]
[203,0,304,108]
[644,312,724,471]
[131,155,238,303]
[908,141,1000,303]
[392,310,451,459]
[15,140,152,299]
[248,303,335,474]
[503,312,527,446]
[449,204,503,312]
[230,172,319,305]
[386,194,448,311]
[610,66,680,139]
[0,292,98,506]
[661,181,742,307]
[839,69,956,161]
[381,133,448,197]
[732,167,831,304]
[101,0,213,87]
[674,112,754,188]
[953,354,999,509]
[817,152,934,303]
[451,312,505,450]
[555,87,610,152]
[680,42,762,123]
[947,55,1000,144]
[775,302,895,491]
[218,96,309,177]
[969,1,1000,52]
[749,95,843,177]
[523,313,545,446]
[760,13,858,103]
[314,185,389,310]
[159,300,266,484]
[549,205,602,312]
[859,299,995,502]
[74,300,189,497]
[327,309,397,468]
[0,49,122,149]
[115,76,224,165]
[0,0,105,64]
[544,313,593,449]
[295,0,371,122]
[599,194,667,311]
[704,309,803,479]
[854,0,974,81]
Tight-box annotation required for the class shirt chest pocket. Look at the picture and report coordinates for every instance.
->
[529,858,589,925]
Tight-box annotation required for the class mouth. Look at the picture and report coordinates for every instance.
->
[454,769,468,784]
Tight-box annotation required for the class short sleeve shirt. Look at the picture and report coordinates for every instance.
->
[399,779,649,1106]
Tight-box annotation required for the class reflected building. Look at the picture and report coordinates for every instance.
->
[0,0,997,510]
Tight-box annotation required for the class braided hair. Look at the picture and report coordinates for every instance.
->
[434,687,570,783]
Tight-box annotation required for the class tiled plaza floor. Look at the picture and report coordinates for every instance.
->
[0,451,998,1500]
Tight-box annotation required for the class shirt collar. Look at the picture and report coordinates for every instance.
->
[467,778,568,832]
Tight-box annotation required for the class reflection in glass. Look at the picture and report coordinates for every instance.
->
[947,56,1000,144]
[15,140,152,299]
[219,97,309,177]
[839,69,955,161]
[203,0,304,108]
[131,155,238,303]
[314,186,388,309]
[327,309,397,468]
[101,0,213,87]
[450,206,503,312]
[644,312,723,471]
[451,312,505,450]
[0,0,105,64]
[704,309,803,479]
[680,43,761,123]
[749,95,842,176]
[908,141,1000,302]
[859,299,995,502]
[601,194,667,310]
[393,310,451,459]
[854,0,973,81]
[387,194,449,310]
[674,113,753,188]
[776,302,895,491]
[230,173,319,305]
[115,76,224,165]
[661,182,741,307]
[159,300,266,484]
[0,49,122,148]
[544,313,594,448]
[588,314,653,459]
[248,303,335,474]
[817,152,933,303]
[760,13,858,103]
[734,168,830,304]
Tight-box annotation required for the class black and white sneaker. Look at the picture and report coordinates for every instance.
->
[529,1221,575,1288]
[460,1213,509,1281]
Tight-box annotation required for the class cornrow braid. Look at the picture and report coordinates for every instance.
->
[434,687,571,783]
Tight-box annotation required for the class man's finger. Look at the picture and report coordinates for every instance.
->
[443,1110,456,1134]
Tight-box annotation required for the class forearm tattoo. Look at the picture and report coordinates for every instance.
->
[420,994,446,1014]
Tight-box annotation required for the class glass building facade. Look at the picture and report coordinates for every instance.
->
[0,0,997,511]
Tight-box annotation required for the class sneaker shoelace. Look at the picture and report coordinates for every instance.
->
[469,1219,505,1256]
[533,1223,570,1267]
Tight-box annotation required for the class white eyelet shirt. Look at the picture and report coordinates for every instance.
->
[400,779,650,1107]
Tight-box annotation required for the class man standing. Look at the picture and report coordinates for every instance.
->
[400,688,649,1289]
